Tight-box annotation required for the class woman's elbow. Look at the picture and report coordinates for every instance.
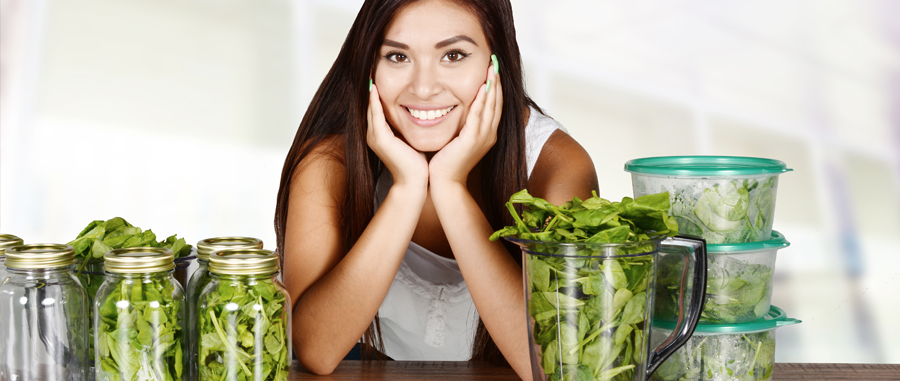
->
[295,345,342,375]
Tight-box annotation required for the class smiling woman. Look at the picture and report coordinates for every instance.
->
[273,0,598,379]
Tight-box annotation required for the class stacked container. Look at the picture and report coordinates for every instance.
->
[626,156,800,381]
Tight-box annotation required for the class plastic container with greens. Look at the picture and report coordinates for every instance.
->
[655,231,790,324]
[625,156,792,244]
[649,306,800,381]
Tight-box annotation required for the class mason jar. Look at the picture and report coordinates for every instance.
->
[0,244,89,381]
[197,249,291,380]
[94,247,185,381]
[186,237,263,381]
[0,234,25,283]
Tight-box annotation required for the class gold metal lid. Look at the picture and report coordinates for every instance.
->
[208,249,278,275]
[196,236,263,260]
[4,244,75,269]
[0,234,25,257]
[104,247,175,274]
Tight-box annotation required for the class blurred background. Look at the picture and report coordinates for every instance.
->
[2,0,898,364]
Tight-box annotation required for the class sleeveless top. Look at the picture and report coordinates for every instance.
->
[373,107,566,360]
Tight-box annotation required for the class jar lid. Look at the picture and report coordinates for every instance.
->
[196,236,263,260]
[0,234,25,257]
[654,305,801,334]
[708,231,790,253]
[624,156,792,177]
[4,244,75,269]
[104,247,175,274]
[209,249,278,275]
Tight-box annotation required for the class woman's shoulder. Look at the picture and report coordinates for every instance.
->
[527,128,599,205]
[291,134,347,193]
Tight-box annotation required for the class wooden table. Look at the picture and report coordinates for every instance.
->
[290,361,900,380]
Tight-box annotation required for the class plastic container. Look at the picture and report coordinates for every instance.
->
[93,247,185,380]
[0,233,25,283]
[649,306,800,381]
[655,231,790,324]
[0,244,89,381]
[507,235,708,381]
[186,237,263,381]
[625,156,792,244]
[197,249,291,380]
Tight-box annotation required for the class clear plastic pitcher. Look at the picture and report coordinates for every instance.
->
[507,235,708,381]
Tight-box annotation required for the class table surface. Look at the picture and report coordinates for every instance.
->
[290,361,900,380]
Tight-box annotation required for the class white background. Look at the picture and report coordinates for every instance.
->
[2,0,899,364]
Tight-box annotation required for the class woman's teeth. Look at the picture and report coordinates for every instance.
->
[407,106,454,120]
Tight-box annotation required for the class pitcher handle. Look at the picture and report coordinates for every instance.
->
[645,235,707,378]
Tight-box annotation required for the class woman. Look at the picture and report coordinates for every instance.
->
[274,0,598,378]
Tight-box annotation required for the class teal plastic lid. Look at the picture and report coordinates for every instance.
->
[624,156,792,176]
[708,231,790,253]
[655,306,800,334]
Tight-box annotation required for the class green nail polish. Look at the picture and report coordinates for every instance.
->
[369,79,373,91]
[491,54,499,75]
[485,79,491,94]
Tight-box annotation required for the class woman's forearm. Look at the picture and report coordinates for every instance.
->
[289,182,426,374]
[429,180,532,381]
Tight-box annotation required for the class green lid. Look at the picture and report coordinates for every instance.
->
[655,306,800,334]
[624,156,792,177]
[708,231,790,253]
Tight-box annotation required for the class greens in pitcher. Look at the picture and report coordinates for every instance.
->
[492,190,678,381]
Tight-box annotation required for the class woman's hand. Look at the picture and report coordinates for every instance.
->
[367,83,429,187]
[428,59,502,186]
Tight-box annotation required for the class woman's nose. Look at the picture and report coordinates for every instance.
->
[409,62,443,99]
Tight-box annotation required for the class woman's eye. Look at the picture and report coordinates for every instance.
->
[443,50,469,62]
[385,52,408,63]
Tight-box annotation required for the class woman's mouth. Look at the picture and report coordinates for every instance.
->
[405,106,455,125]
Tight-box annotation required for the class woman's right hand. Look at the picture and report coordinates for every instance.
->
[367,83,429,187]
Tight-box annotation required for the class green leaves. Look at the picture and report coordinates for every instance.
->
[495,189,681,381]
[650,331,778,381]
[490,190,678,244]
[198,277,290,380]
[669,178,778,244]
[95,276,183,381]
[68,217,193,270]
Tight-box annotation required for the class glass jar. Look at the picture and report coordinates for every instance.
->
[0,233,25,283]
[0,243,89,381]
[197,249,291,380]
[74,258,105,370]
[94,247,185,380]
[186,237,263,381]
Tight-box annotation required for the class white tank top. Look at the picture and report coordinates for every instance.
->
[373,107,566,360]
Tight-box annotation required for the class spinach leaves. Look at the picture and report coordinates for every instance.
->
[69,217,193,274]
[670,178,777,244]
[650,330,777,381]
[198,277,290,381]
[95,275,184,381]
[655,255,773,323]
[492,190,678,381]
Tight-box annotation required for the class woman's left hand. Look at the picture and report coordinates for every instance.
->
[428,59,502,186]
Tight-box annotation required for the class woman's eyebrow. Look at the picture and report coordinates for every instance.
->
[435,35,477,49]
[383,39,410,49]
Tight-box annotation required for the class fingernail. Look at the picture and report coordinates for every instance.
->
[369,79,373,92]
[485,79,491,94]
[491,54,499,75]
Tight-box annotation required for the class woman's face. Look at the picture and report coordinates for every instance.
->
[374,0,491,153]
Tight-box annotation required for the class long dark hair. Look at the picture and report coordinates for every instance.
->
[274,0,540,364]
